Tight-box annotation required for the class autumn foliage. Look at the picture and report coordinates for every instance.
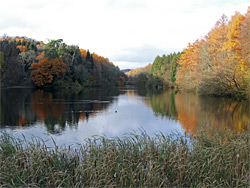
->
[16,45,28,52]
[0,35,125,88]
[31,57,66,87]
[176,7,250,97]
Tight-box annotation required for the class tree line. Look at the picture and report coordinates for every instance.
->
[127,7,250,98]
[0,36,126,88]
[126,52,181,89]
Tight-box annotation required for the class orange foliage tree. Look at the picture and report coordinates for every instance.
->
[176,40,203,91]
[176,7,250,97]
[16,45,28,52]
[80,49,87,59]
[240,7,250,64]
[31,57,66,87]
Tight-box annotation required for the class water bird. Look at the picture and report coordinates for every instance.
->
[115,110,117,113]
[85,111,90,122]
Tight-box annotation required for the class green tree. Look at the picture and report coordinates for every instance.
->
[44,39,63,59]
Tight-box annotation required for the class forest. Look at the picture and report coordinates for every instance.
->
[126,52,181,89]
[127,7,250,98]
[0,36,126,88]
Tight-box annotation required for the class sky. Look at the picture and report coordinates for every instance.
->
[0,0,249,69]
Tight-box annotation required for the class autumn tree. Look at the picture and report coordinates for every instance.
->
[126,64,153,87]
[240,7,250,64]
[176,7,250,98]
[0,35,125,88]
[80,49,87,59]
[31,57,66,87]
[16,45,28,52]
[215,11,249,96]
[176,40,203,91]
[239,7,250,96]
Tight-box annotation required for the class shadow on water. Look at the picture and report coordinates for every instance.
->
[0,88,120,134]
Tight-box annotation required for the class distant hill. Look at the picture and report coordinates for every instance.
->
[121,69,132,73]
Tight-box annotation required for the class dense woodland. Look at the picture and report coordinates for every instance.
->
[0,36,126,88]
[126,52,181,89]
[127,7,250,98]
[176,9,250,98]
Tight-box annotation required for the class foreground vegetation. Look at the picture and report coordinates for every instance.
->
[0,130,250,187]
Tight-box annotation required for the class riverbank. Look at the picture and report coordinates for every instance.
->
[0,130,249,187]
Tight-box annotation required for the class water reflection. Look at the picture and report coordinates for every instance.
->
[146,90,250,134]
[146,90,177,120]
[0,88,249,139]
[0,88,36,127]
[1,88,120,134]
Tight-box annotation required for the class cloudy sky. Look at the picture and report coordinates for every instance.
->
[0,0,249,69]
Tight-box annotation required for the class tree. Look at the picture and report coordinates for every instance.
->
[176,40,203,91]
[16,45,28,52]
[170,55,179,85]
[0,40,26,86]
[239,7,250,64]
[86,49,91,61]
[44,39,63,59]
[80,49,87,59]
[19,50,37,72]
[0,35,125,88]
[175,9,250,98]
[31,57,66,87]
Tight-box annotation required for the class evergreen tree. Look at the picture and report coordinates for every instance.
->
[86,50,91,61]
[90,54,94,70]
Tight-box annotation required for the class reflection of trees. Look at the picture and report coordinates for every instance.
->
[174,93,250,134]
[142,90,250,134]
[31,90,65,119]
[0,88,119,134]
[2,87,249,135]
[196,97,250,132]
[0,88,36,126]
[175,93,200,134]
[146,90,177,120]
[30,88,118,134]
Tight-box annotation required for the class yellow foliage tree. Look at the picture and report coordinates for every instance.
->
[176,40,203,91]
[176,7,250,97]
[80,49,87,59]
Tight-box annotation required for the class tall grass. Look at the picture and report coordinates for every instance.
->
[0,130,250,187]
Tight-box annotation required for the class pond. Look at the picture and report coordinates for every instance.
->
[0,87,249,147]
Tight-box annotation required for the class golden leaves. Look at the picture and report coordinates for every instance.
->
[176,7,250,97]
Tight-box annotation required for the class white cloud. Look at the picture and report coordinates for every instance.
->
[0,0,249,69]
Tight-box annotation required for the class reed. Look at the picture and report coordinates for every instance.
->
[0,129,249,187]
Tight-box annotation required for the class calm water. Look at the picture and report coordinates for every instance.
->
[0,87,249,146]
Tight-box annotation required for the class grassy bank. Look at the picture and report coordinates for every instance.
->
[0,130,250,187]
